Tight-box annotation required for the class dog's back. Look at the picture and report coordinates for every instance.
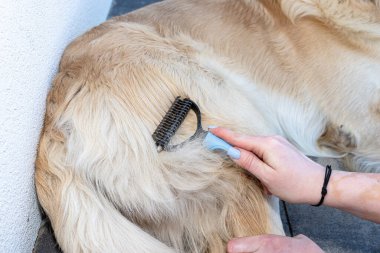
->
[124,0,380,171]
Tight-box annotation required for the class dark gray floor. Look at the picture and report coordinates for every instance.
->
[281,203,380,253]
[33,1,380,253]
[33,219,61,253]
[108,0,161,17]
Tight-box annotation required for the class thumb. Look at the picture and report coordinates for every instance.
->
[233,148,271,181]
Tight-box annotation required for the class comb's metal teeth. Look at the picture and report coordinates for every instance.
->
[152,97,193,150]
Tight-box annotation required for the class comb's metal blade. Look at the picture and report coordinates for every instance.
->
[152,97,193,151]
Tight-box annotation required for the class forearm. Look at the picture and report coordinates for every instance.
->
[323,170,380,223]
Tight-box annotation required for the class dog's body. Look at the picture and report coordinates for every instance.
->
[36,0,380,252]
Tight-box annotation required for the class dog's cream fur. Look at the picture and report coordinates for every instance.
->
[36,0,380,252]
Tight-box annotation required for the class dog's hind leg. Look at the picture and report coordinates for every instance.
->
[36,156,175,253]
[35,85,176,253]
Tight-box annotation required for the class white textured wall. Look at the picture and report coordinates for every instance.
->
[0,0,112,252]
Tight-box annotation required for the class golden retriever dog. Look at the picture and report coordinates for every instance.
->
[35,0,380,252]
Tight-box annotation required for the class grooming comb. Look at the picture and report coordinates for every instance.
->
[152,97,240,159]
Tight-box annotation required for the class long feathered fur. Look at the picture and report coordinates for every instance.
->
[36,0,380,252]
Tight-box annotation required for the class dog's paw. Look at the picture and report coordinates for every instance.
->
[317,123,357,154]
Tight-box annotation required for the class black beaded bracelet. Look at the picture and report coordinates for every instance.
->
[312,165,332,207]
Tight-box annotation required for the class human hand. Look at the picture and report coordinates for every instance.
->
[210,128,325,204]
[227,234,324,253]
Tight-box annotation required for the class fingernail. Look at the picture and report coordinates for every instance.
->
[227,147,240,160]
[208,125,218,129]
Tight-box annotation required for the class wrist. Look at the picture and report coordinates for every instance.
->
[311,165,332,207]
[322,170,350,208]
[303,163,327,205]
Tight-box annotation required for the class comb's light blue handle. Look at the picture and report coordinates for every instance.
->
[203,132,240,159]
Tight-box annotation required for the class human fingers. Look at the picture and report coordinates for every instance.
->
[228,234,323,253]
[227,236,263,253]
[233,148,273,182]
[209,127,267,158]
[227,235,291,253]
[294,234,325,253]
